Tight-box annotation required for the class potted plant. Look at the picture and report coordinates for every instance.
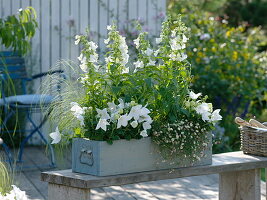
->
[48,16,222,176]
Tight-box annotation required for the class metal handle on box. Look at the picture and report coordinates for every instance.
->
[79,148,94,166]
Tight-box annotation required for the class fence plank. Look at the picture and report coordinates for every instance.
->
[2,0,12,18]
[51,0,60,68]
[40,0,50,73]
[99,0,108,53]
[118,0,128,30]
[148,0,157,36]
[108,0,118,25]
[89,0,99,44]
[80,0,89,35]
[60,0,70,61]
[30,0,41,74]
[137,0,147,27]
[156,0,166,34]
[21,0,29,9]
[12,0,20,14]
[70,0,79,63]
[128,0,137,21]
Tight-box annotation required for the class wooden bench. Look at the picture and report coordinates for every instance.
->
[41,151,267,200]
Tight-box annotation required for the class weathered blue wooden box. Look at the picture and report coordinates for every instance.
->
[72,135,212,176]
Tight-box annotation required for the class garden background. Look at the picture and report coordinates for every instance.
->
[1,0,267,152]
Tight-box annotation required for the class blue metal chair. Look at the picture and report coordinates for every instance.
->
[0,51,64,168]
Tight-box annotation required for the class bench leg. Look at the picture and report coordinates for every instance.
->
[219,169,260,200]
[48,183,91,200]
[266,168,267,200]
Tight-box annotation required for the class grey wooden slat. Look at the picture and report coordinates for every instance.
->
[20,148,48,199]
[139,176,217,200]
[23,170,48,199]
[41,151,267,189]
[137,178,205,200]
[122,184,159,200]
[102,186,136,200]
[15,172,45,200]
[90,187,115,200]
[22,146,53,170]
[3,147,267,200]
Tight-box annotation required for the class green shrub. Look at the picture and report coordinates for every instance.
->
[168,3,267,152]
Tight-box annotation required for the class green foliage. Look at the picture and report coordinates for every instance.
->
[168,2,267,152]
[0,162,12,196]
[223,0,267,28]
[0,7,38,55]
[48,16,221,162]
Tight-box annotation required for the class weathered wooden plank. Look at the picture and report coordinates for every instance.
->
[2,0,12,18]
[219,169,261,200]
[155,0,165,34]
[70,0,79,63]
[15,172,45,200]
[138,179,204,200]
[60,0,70,60]
[122,184,159,200]
[102,186,136,200]
[80,0,89,35]
[138,0,147,25]
[148,0,157,36]
[89,0,98,44]
[99,0,108,54]
[24,170,48,199]
[90,188,114,200]
[41,151,267,189]
[128,0,137,21]
[108,0,118,25]
[51,0,60,67]
[11,0,20,14]
[19,147,49,198]
[21,0,29,9]
[117,0,128,30]
[40,0,50,73]
[48,183,90,200]
[139,176,218,200]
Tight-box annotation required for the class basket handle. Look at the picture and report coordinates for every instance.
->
[249,119,267,129]
[235,117,250,127]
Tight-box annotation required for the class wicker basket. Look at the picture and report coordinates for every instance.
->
[240,126,267,156]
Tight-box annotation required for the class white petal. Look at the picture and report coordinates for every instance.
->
[140,130,148,137]
[143,121,152,130]
[49,127,61,144]
[189,91,201,100]
[130,121,138,128]
[96,119,109,131]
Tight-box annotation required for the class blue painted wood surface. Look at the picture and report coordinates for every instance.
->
[72,135,212,176]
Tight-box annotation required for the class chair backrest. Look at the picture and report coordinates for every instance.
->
[0,51,28,95]
[0,51,27,80]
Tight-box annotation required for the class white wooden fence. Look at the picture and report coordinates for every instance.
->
[0,0,166,75]
[0,0,166,144]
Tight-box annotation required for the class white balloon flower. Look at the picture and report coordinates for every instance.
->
[50,127,61,144]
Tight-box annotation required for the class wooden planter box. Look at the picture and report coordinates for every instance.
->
[72,134,212,176]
